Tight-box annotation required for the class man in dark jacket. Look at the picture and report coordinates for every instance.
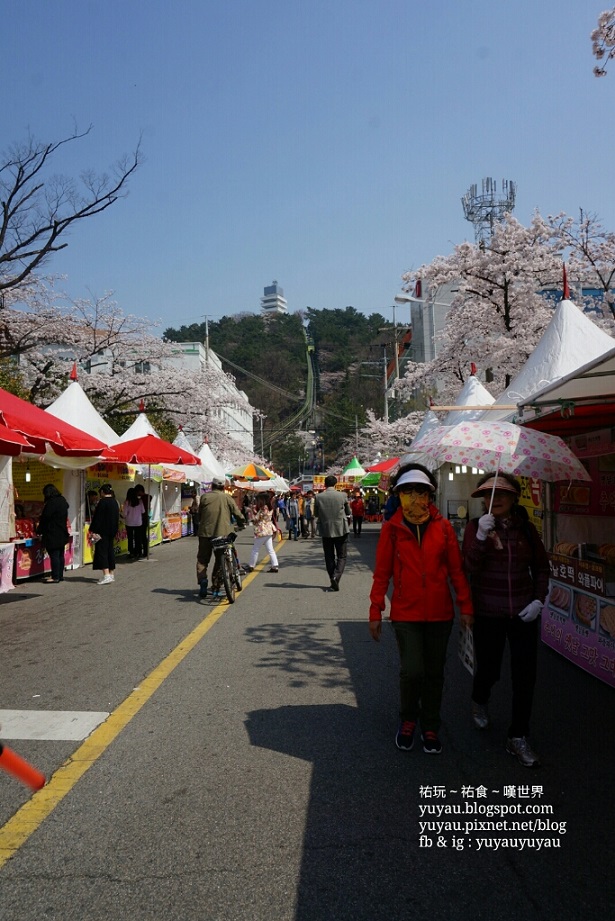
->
[196,478,246,598]
[314,475,351,591]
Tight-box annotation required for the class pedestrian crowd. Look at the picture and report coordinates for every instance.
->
[32,461,550,768]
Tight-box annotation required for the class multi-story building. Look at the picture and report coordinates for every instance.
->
[166,342,254,454]
[260,280,288,316]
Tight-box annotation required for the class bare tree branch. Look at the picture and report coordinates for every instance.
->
[0,127,142,293]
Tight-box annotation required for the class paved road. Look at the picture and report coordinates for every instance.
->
[0,525,613,920]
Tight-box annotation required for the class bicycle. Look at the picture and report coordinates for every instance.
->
[210,532,243,603]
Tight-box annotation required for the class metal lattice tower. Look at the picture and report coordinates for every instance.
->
[461,177,517,246]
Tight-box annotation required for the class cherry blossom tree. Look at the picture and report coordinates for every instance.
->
[592,8,615,76]
[2,288,254,454]
[0,127,141,297]
[336,409,424,463]
[396,213,563,402]
[548,210,615,325]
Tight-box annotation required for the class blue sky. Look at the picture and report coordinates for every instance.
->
[3,1,612,332]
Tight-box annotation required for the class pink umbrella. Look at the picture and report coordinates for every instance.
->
[410,421,590,508]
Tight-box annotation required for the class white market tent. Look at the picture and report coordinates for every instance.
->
[444,374,495,425]
[46,381,119,445]
[402,410,441,471]
[517,343,615,436]
[197,442,227,482]
[164,430,211,485]
[117,412,160,442]
[482,298,615,422]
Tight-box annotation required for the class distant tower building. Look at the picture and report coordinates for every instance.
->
[461,177,516,246]
[260,280,288,316]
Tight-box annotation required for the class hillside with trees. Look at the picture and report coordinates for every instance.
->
[163,305,413,467]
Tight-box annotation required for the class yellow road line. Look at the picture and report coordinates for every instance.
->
[0,586,251,869]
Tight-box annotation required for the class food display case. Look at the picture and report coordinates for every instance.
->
[543,545,615,688]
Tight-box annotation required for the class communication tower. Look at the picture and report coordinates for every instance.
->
[461,178,517,246]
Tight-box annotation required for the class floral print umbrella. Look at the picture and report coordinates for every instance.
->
[410,421,591,482]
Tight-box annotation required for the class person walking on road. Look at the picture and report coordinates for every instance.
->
[246,493,279,573]
[350,491,365,537]
[462,472,549,768]
[314,475,351,592]
[37,484,70,584]
[196,477,246,598]
[304,490,316,538]
[286,493,300,541]
[89,484,120,585]
[369,464,473,755]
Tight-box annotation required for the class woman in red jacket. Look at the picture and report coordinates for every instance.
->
[369,464,473,754]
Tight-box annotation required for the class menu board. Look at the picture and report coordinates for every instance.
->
[542,553,615,688]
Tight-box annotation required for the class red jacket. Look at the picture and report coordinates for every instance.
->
[369,506,473,623]
[350,497,365,517]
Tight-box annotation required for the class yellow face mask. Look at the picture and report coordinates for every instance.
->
[399,489,431,525]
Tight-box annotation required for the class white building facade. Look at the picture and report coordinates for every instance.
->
[166,342,254,454]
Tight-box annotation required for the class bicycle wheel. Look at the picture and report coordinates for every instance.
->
[221,550,236,603]
[232,549,242,592]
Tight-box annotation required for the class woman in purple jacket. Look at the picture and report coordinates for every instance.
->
[462,472,549,768]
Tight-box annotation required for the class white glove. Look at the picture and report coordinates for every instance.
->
[476,513,495,541]
[518,600,542,622]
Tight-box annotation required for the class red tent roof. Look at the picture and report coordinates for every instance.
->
[0,387,107,456]
[102,434,201,465]
[366,456,400,473]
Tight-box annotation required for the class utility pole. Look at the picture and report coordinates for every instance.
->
[382,346,389,425]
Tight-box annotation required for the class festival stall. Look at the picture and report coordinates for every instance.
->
[517,345,615,688]
[360,458,400,519]
[0,385,107,585]
[100,434,201,558]
[45,379,121,566]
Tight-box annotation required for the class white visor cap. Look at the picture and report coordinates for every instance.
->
[395,470,436,492]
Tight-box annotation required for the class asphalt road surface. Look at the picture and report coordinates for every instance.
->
[0,525,613,920]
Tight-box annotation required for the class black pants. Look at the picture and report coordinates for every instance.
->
[472,616,538,738]
[47,547,64,582]
[139,521,149,558]
[126,526,143,558]
[393,620,453,732]
[321,535,348,582]
[93,535,115,572]
[352,515,363,536]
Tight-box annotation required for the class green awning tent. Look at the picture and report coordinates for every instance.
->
[360,472,382,487]
[342,456,367,478]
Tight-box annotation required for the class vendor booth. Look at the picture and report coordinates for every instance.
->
[517,345,615,688]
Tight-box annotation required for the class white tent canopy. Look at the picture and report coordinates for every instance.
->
[401,410,441,471]
[197,442,227,482]
[42,380,116,470]
[483,298,615,422]
[117,412,160,442]
[445,375,495,425]
[46,381,119,445]
[162,429,210,484]
[517,344,615,420]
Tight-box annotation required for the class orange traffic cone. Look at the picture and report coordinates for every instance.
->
[0,743,46,790]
